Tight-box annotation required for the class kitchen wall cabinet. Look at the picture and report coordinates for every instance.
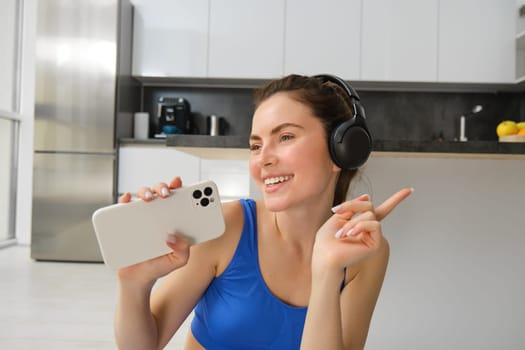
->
[361,0,439,82]
[131,0,209,77]
[438,0,515,83]
[130,0,517,84]
[514,0,525,81]
[284,0,361,80]
[208,0,285,78]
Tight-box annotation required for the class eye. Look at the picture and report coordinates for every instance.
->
[280,134,294,142]
[249,143,261,152]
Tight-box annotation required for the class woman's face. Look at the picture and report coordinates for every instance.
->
[249,92,340,212]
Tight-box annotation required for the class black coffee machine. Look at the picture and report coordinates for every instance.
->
[157,97,191,135]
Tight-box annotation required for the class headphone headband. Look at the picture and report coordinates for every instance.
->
[314,74,361,101]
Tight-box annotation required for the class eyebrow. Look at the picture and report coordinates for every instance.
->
[249,122,304,141]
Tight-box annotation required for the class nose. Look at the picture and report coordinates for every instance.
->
[258,144,277,167]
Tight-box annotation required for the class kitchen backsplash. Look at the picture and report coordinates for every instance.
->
[141,85,525,142]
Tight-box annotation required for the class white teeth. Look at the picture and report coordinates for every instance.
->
[264,176,291,185]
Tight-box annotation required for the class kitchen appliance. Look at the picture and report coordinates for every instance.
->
[31,0,138,262]
[206,115,225,136]
[157,97,192,135]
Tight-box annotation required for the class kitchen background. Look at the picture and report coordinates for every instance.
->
[141,85,525,142]
[1,0,525,349]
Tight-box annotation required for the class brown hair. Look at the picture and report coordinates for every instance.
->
[253,74,359,206]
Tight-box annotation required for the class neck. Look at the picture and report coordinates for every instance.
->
[272,200,332,250]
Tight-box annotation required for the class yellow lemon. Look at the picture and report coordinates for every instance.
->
[517,121,525,131]
[496,121,519,136]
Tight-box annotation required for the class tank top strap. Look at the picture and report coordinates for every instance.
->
[238,198,258,256]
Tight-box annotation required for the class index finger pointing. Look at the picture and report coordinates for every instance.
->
[375,187,414,221]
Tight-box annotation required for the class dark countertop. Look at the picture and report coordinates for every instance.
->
[372,139,525,155]
[166,135,249,148]
[120,135,525,156]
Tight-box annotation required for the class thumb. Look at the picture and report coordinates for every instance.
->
[165,232,192,251]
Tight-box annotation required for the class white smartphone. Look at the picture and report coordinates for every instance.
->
[92,180,225,270]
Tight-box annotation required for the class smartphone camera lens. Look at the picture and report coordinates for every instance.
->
[200,197,210,207]
[204,187,213,196]
[193,190,202,199]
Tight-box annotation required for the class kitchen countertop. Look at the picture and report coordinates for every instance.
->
[119,136,525,160]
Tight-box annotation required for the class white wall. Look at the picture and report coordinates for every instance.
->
[361,155,525,350]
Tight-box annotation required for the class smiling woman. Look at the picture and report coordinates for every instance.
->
[114,74,412,350]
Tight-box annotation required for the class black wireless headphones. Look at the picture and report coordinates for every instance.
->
[314,74,372,170]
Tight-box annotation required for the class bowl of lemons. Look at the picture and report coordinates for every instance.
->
[497,120,525,142]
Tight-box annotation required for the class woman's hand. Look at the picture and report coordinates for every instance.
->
[116,177,192,288]
[313,188,413,273]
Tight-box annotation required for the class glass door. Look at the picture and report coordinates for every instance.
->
[0,0,21,244]
[0,117,18,242]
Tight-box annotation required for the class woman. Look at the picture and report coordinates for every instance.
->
[115,74,412,350]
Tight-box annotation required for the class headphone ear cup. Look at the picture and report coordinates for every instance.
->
[315,74,372,169]
[330,123,372,170]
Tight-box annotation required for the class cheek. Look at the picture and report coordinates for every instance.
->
[248,157,260,180]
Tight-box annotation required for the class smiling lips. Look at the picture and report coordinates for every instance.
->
[264,175,293,186]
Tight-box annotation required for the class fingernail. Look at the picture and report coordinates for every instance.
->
[161,187,169,197]
[410,187,415,193]
[334,228,344,238]
[359,194,369,200]
[344,228,354,237]
[331,204,342,213]
[166,233,177,244]
[144,191,153,199]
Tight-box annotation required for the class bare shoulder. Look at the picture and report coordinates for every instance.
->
[202,199,245,275]
[222,199,245,231]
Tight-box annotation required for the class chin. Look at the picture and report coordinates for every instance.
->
[261,194,289,212]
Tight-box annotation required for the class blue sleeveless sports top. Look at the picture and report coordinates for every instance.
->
[191,198,308,349]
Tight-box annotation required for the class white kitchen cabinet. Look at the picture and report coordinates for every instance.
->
[361,0,438,82]
[118,145,200,195]
[118,145,251,200]
[438,0,515,83]
[284,0,361,79]
[208,0,285,78]
[131,0,208,77]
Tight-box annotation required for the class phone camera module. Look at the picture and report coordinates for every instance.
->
[193,190,202,199]
[200,197,210,207]
[203,187,213,196]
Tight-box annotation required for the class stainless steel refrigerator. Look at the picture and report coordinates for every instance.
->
[31,0,138,261]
